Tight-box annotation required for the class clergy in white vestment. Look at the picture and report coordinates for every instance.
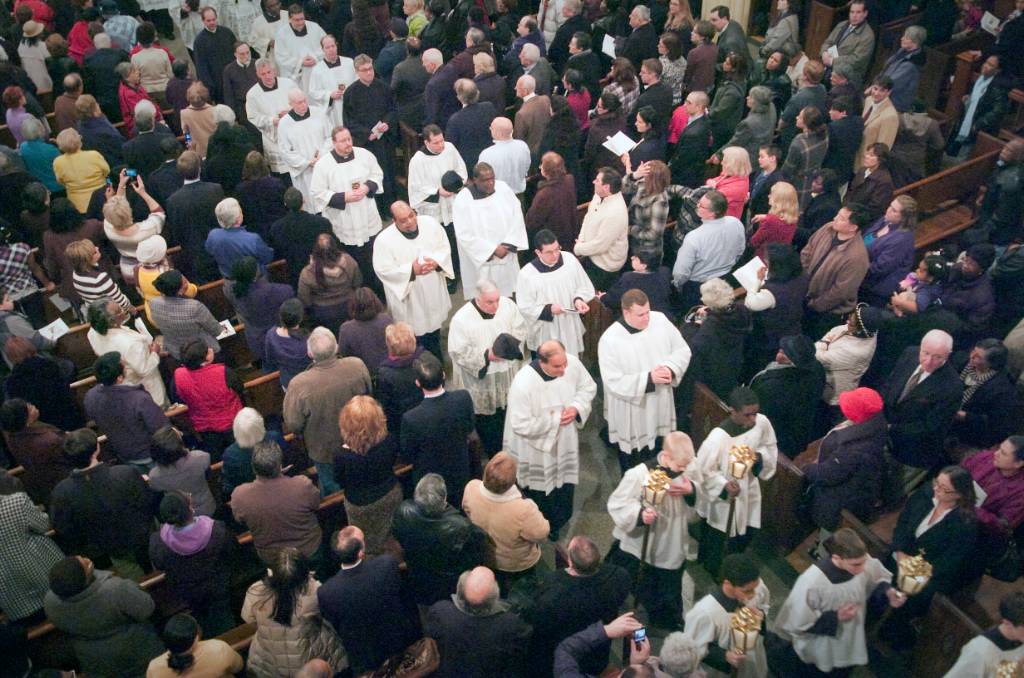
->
[276,90,332,211]
[245,59,298,174]
[607,432,700,629]
[683,554,770,678]
[503,340,596,539]
[407,125,468,226]
[695,386,778,579]
[219,0,258,42]
[273,5,326,91]
[310,127,384,286]
[773,528,905,675]
[373,201,453,359]
[448,279,527,454]
[451,162,528,300]
[516,229,594,357]
[307,34,356,128]
[597,288,691,473]
[249,0,282,61]
[170,0,211,51]
[944,591,1024,678]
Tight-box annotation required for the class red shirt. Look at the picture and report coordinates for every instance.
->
[705,173,749,220]
[962,449,1024,536]
[750,214,797,260]
[174,363,243,433]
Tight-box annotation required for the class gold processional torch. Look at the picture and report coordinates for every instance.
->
[722,445,758,567]
[874,551,933,638]
[636,469,671,588]
[728,605,764,676]
[995,659,1024,678]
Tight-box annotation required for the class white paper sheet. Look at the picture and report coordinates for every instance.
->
[981,11,1000,35]
[602,34,616,59]
[602,131,638,156]
[733,256,766,294]
[216,319,237,340]
[39,318,70,342]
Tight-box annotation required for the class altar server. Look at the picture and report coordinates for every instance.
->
[273,4,325,91]
[407,124,468,227]
[307,34,355,128]
[245,58,298,174]
[276,89,331,209]
[945,592,1024,678]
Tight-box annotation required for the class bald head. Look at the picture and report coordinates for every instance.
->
[515,74,536,98]
[390,200,417,232]
[490,116,513,140]
[459,566,500,614]
[919,329,953,373]
[288,88,308,115]
[422,48,443,73]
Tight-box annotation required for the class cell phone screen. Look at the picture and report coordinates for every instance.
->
[633,627,646,644]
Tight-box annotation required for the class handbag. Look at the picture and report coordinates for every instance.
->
[987,538,1023,582]
[300,615,348,673]
[359,637,440,678]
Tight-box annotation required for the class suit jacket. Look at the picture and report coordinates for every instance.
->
[748,168,782,216]
[845,167,894,221]
[425,599,532,678]
[566,50,603,100]
[779,84,827,150]
[627,80,674,132]
[121,126,176,179]
[684,42,717,94]
[424,62,462,128]
[222,59,258,123]
[715,21,747,63]
[820,20,875,86]
[548,14,590,73]
[318,555,419,675]
[857,97,898,169]
[823,114,864,184]
[670,115,711,187]
[514,95,552,157]
[391,55,430,127]
[881,347,964,468]
[446,101,498,169]
[146,159,184,206]
[621,22,658,70]
[891,485,978,595]
[400,390,476,507]
[165,181,224,283]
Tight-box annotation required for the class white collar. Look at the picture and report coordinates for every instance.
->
[479,484,522,503]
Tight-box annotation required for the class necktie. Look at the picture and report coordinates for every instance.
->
[898,368,922,403]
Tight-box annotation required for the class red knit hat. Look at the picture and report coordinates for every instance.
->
[838,387,883,424]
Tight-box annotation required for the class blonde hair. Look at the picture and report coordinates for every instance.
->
[473,51,495,75]
[338,395,388,454]
[385,321,416,357]
[65,239,96,273]
[720,146,752,177]
[102,195,134,231]
[56,127,82,153]
[700,277,735,310]
[768,181,799,224]
[73,93,100,119]
[642,160,671,195]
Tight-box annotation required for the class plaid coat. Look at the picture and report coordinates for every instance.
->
[0,492,63,619]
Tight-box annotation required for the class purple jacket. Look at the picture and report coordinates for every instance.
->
[940,268,995,333]
[83,383,169,462]
[861,219,915,301]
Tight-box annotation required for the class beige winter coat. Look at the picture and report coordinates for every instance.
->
[462,480,550,573]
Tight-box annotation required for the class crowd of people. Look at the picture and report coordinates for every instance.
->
[1,0,1024,675]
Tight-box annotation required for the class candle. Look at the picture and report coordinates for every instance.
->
[642,469,671,506]
[729,606,763,655]
[728,445,757,480]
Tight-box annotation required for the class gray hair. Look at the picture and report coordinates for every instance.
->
[414,473,448,515]
[475,279,499,296]
[632,4,651,20]
[455,78,479,105]
[922,329,954,353]
[115,61,133,80]
[214,197,243,228]
[255,57,276,72]
[466,27,485,45]
[251,440,283,478]
[213,103,236,124]
[748,85,772,113]
[19,117,45,141]
[517,74,536,94]
[134,99,156,132]
[232,407,266,449]
[700,278,735,310]
[455,570,501,616]
[658,632,702,677]
[93,33,111,49]
[520,43,540,64]
[422,48,443,67]
[307,326,338,362]
[904,25,927,47]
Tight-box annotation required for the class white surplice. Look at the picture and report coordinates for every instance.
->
[452,181,528,299]
[219,0,259,43]
[372,215,453,336]
[310,147,384,246]
[273,20,326,91]
[407,143,468,225]
[249,13,280,62]
[245,77,298,173]
[597,312,691,454]
[87,325,168,407]
[607,462,701,569]
[515,252,595,356]
[503,357,596,494]
[773,557,893,672]
[307,57,357,128]
[684,586,771,678]
[695,415,779,537]
[448,296,528,415]
[945,631,1024,678]
[276,106,332,210]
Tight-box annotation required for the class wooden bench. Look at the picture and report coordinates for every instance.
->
[911,593,983,677]
[804,0,850,62]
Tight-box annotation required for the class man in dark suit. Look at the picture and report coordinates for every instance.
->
[423,48,461,128]
[445,80,498,170]
[669,91,711,187]
[627,59,674,132]
[621,5,658,70]
[507,43,556,101]
[121,105,177,180]
[748,335,826,457]
[146,136,185,206]
[164,151,224,283]
[882,330,964,484]
[565,32,603,101]
[778,60,828,151]
[392,37,430,128]
[822,95,864,186]
[83,33,129,121]
[547,0,590,74]
[400,353,476,509]
[709,5,747,63]
[318,526,420,675]
[521,536,631,678]
[747,144,783,217]
[424,566,532,677]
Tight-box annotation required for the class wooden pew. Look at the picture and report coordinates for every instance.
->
[196,279,235,322]
[804,0,850,61]
[688,382,729,450]
[243,371,285,419]
[911,594,983,677]
[760,453,815,554]
[838,507,900,560]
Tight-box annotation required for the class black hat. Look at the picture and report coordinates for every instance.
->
[779,335,818,370]
[966,243,996,271]
[492,333,524,361]
[441,170,464,193]
[389,17,409,37]
[855,304,886,335]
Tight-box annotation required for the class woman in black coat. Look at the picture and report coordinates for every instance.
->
[374,322,425,438]
[803,387,888,533]
[882,465,979,647]
[949,338,1019,449]
[683,278,752,401]
[748,335,826,457]
[845,142,895,222]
